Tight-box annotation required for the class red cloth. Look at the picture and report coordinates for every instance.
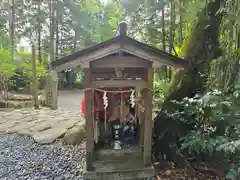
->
[81,99,85,116]
[81,98,98,117]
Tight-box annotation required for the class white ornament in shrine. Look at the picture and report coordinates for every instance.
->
[103,91,108,110]
[130,89,135,108]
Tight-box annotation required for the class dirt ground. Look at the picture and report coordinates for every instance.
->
[58,90,84,109]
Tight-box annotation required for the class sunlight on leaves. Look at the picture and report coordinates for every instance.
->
[85,0,100,13]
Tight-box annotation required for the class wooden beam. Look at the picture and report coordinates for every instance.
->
[90,56,152,68]
[143,68,153,166]
[90,80,149,89]
[91,68,148,80]
[84,68,94,171]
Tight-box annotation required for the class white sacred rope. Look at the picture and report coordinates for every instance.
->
[102,91,108,129]
[130,89,135,108]
[103,91,108,110]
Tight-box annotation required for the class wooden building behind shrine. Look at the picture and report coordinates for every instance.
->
[51,22,188,180]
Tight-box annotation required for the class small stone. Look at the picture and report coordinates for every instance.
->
[33,128,68,144]
[63,125,86,145]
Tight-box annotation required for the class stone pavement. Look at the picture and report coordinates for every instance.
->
[0,108,85,144]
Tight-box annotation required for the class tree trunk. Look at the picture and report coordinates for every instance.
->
[49,0,56,68]
[235,0,240,49]
[158,0,167,79]
[153,1,225,171]
[164,0,224,104]
[154,0,225,143]
[168,0,175,54]
[237,29,240,49]
[65,29,78,89]
[73,30,77,85]
[73,30,77,53]
[60,14,64,56]
[161,1,166,52]
[37,0,42,64]
[168,0,175,79]
[32,44,39,109]
[9,0,15,61]
[55,7,59,60]
[178,0,183,46]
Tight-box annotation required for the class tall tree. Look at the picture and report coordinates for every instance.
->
[31,43,39,109]
[164,0,225,105]
[161,0,166,52]
[168,0,175,55]
[49,0,56,70]
[9,0,15,60]
[37,0,42,64]
[178,0,183,46]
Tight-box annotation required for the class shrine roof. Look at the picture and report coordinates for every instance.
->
[51,22,188,72]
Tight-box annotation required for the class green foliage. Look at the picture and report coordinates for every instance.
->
[0,31,18,78]
[0,47,17,78]
[208,54,239,92]
[17,51,48,80]
[181,0,205,22]
[1,0,240,177]
[168,87,240,157]
[84,0,100,13]
[153,78,171,107]
[0,39,47,87]
[105,1,124,29]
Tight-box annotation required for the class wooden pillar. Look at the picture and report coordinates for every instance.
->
[143,68,153,166]
[139,90,146,156]
[84,68,94,171]
[135,89,139,143]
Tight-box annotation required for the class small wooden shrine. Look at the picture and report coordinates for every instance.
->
[51,22,187,180]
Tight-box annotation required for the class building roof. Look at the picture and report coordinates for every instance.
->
[52,22,188,71]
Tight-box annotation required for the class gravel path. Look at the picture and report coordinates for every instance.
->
[0,134,85,180]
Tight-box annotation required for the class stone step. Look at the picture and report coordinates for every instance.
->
[83,159,155,180]
[96,146,141,161]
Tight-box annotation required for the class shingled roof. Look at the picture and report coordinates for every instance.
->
[51,22,188,71]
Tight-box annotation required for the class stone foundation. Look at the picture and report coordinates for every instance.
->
[83,146,155,180]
